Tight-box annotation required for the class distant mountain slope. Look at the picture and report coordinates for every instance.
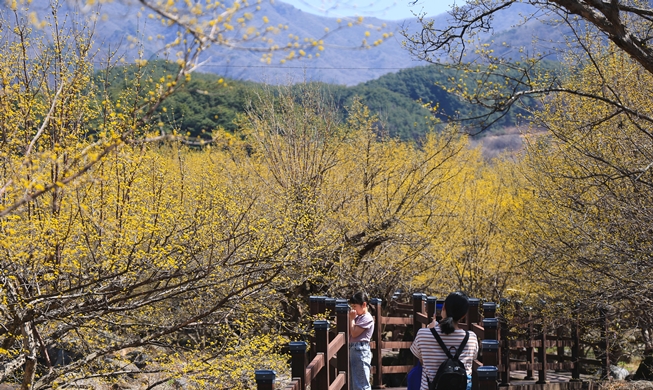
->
[2,0,571,85]
[99,59,543,144]
[340,63,536,138]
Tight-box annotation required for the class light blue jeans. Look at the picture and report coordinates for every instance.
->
[349,342,372,390]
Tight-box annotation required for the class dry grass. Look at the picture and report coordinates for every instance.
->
[599,381,653,389]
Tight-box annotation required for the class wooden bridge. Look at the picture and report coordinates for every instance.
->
[254,293,607,390]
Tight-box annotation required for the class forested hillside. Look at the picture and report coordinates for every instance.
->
[125,60,552,142]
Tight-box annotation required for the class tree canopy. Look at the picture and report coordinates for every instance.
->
[6,0,653,387]
[1,5,528,387]
[402,0,653,361]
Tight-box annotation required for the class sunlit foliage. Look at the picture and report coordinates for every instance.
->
[0,1,560,388]
[0,15,530,383]
[518,41,653,356]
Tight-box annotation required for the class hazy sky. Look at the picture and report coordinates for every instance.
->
[279,0,455,20]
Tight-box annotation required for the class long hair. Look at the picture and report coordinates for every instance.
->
[440,291,469,334]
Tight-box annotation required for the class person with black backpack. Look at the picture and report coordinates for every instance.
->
[409,291,479,390]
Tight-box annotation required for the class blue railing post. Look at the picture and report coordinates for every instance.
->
[290,341,308,390]
[314,320,330,390]
[255,369,275,390]
[336,298,349,307]
[483,302,497,320]
[427,296,437,324]
[325,297,337,319]
[481,339,500,367]
[370,297,383,388]
[483,317,499,341]
[468,298,481,324]
[310,296,327,361]
[336,303,351,390]
[325,298,338,383]
[412,293,426,332]
[477,366,498,390]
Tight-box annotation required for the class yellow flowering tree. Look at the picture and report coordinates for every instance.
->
[0,12,485,383]
[0,3,572,388]
[517,42,653,358]
[0,4,291,389]
[415,151,534,301]
[237,85,519,306]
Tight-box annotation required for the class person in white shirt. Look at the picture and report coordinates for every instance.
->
[410,292,479,390]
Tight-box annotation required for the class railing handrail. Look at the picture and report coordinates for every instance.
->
[257,294,600,390]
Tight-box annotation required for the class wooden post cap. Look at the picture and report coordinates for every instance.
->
[335,303,350,312]
[289,341,307,352]
[255,370,276,384]
[483,318,499,329]
[412,293,426,301]
[477,366,499,381]
[481,340,500,352]
[314,320,330,330]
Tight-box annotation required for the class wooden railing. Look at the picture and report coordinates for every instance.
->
[494,301,604,386]
[272,303,351,390]
[255,295,608,389]
[256,294,500,390]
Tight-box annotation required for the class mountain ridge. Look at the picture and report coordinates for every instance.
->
[1,0,570,85]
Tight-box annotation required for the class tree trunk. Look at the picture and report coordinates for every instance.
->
[633,329,653,380]
[21,322,37,390]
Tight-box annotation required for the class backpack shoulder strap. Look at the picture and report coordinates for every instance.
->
[430,328,470,361]
[452,331,470,360]
[429,328,454,360]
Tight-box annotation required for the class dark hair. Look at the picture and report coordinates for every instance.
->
[349,291,370,306]
[439,291,469,334]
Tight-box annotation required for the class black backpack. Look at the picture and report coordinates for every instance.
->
[427,328,469,390]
